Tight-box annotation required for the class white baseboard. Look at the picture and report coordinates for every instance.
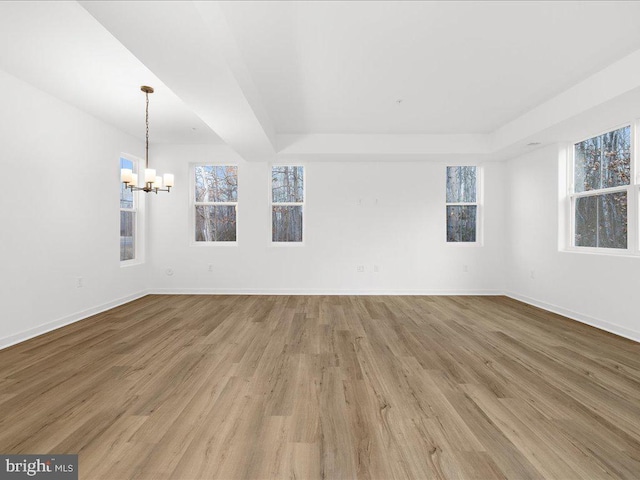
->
[505,291,640,343]
[0,290,149,351]
[5,289,635,351]
[149,288,503,296]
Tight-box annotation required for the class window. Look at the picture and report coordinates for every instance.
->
[570,125,633,251]
[194,165,238,242]
[446,166,478,243]
[271,165,304,243]
[120,157,137,262]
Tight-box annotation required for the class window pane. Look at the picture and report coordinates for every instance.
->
[195,205,237,242]
[575,192,627,249]
[272,206,303,242]
[120,211,135,261]
[574,195,597,247]
[446,166,476,203]
[574,136,601,193]
[601,126,631,189]
[574,126,630,193]
[120,158,134,209]
[272,166,304,203]
[446,205,477,242]
[195,165,238,203]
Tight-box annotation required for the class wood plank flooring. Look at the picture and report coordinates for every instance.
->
[0,295,639,479]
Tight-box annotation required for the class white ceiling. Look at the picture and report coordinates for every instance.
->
[0,1,222,144]
[2,1,640,156]
[218,0,640,134]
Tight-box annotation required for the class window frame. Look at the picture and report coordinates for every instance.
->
[119,154,144,266]
[190,163,239,246]
[445,164,482,246]
[567,122,638,256]
[270,164,305,246]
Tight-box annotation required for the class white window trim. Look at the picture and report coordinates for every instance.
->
[270,164,306,246]
[120,153,145,267]
[445,164,483,246]
[190,163,239,246]
[566,121,639,256]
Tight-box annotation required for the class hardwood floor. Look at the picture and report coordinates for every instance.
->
[1,295,639,479]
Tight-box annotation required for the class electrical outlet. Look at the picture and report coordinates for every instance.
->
[76,277,83,288]
[373,265,380,273]
[530,270,535,279]
[165,268,174,276]
[463,265,469,273]
[208,264,214,272]
[357,265,365,273]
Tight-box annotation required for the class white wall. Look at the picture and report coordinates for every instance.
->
[504,143,640,342]
[0,70,148,348]
[2,66,638,348]
[148,144,506,294]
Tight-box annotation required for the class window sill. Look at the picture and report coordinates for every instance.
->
[270,242,305,247]
[445,241,483,247]
[560,247,640,258]
[190,241,238,247]
[120,260,144,268]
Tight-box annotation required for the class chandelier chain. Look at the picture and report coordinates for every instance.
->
[145,90,150,169]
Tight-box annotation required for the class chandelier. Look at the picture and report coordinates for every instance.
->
[120,86,174,193]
